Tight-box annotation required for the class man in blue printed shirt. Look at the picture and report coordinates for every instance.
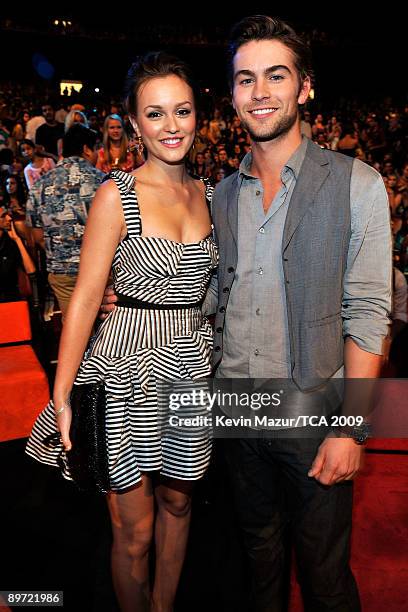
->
[26,124,105,319]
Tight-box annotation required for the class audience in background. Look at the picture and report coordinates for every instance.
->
[0,81,406,364]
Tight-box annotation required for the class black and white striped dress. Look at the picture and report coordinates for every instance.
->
[25,170,218,492]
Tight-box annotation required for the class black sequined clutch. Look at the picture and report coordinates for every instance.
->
[67,382,110,495]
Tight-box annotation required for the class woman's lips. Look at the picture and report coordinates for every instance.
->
[160,137,184,148]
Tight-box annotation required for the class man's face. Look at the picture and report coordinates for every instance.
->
[42,105,55,122]
[232,39,310,143]
[84,144,98,167]
[219,149,228,163]
[0,207,12,231]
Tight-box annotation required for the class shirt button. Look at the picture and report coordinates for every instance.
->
[258,267,263,275]
[214,346,221,352]
[216,327,223,333]
[219,306,226,313]
[256,308,260,315]
[254,349,259,356]
[255,190,261,196]
[259,227,265,234]
[228,266,235,273]
[222,287,229,293]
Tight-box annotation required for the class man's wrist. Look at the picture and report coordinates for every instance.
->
[331,421,371,445]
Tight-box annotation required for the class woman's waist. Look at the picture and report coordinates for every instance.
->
[89,306,210,357]
[115,292,203,311]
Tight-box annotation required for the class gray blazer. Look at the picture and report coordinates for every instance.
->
[205,140,359,390]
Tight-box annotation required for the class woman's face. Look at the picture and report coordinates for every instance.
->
[107,119,123,143]
[23,112,30,123]
[21,143,34,160]
[196,153,204,164]
[132,75,196,166]
[6,177,17,194]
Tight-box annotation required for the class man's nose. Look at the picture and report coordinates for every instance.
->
[252,78,271,102]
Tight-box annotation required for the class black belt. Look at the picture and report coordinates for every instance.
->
[115,293,202,310]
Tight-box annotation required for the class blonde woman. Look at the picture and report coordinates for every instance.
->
[96,113,135,173]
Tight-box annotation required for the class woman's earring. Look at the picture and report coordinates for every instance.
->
[136,135,144,156]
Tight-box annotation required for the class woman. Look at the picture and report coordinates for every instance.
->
[192,151,207,177]
[96,113,136,173]
[64,109,89,133]
[20,139,55,189]
[11,111,30,151]
[26,52,218,612]
[4,174,31,243]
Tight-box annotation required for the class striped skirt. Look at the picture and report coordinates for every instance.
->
[25,306,213,492]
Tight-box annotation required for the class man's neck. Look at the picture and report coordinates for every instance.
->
[249,126,303,182]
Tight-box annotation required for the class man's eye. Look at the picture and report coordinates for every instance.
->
[270,74,284,81]
[239,78,253,86]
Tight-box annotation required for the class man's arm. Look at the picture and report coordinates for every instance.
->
[309,161,392,486]
[31,228,45,250]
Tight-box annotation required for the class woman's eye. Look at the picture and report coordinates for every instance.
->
[147,111,161,119]
[177,108,191,116]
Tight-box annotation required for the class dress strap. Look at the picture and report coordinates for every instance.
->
[107,170,141,238]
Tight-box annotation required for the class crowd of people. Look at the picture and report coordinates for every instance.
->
[1,86,407,317]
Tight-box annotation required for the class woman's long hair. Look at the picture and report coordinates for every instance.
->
[102,114,129,167]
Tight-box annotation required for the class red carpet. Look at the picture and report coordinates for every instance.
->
[289,448,408,611]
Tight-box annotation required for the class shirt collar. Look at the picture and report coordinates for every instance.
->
[239,135,308,181]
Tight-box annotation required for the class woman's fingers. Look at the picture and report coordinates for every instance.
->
[56,407,72,451]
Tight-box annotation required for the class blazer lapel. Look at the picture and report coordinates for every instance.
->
[282,141,330,253]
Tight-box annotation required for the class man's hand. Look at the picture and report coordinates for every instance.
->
[308,436,364,486]
[100,284,117,320]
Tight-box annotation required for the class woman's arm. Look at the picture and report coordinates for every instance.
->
[8,222,36,274]
[53,180,125,408]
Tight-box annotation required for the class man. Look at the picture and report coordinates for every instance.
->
[101,16,391,612]
[202,15,391,612]
[218,147,234,176]
[35,102,64,159]
[25,108,46,144]
[26,124,104,319]
[0,206,36,301]
[300,109,312,138]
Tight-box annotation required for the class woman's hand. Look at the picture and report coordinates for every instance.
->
[7,221,20,242]
[54,398,73,451]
